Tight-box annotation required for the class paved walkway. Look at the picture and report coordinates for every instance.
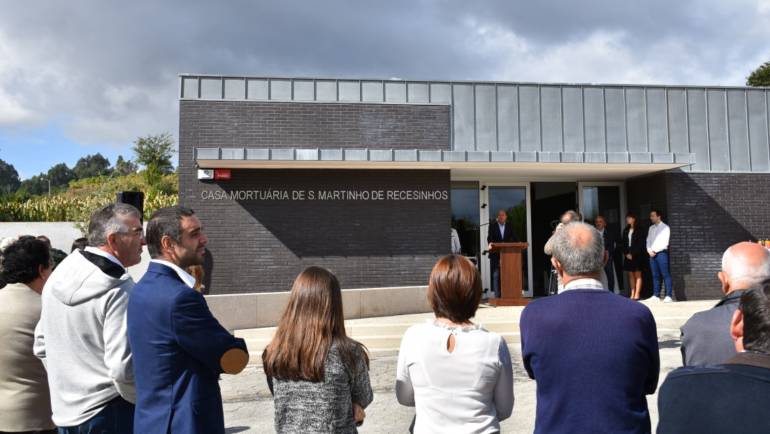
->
[222,298,716,433]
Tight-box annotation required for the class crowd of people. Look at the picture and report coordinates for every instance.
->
[1,203,770,433]
[543,208,674,301]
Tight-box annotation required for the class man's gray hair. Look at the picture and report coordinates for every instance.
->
[550,222,605,275]
[87,203,142,247]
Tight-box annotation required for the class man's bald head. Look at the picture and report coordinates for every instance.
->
[720,242,770,294]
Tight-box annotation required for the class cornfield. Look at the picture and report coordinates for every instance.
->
[0,173,178,231]
[0,191,177,222]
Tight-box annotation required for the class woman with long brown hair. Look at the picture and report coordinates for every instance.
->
[623,212,646,300]
[395,255,514,433]
[262,266,372,433]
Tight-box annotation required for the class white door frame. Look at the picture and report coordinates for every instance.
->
[478,181,533,298]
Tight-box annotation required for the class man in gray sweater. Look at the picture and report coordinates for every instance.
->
[680,241,770,366]
[34,203,145,432]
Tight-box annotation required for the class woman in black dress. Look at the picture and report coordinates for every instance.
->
[622,212,646,300]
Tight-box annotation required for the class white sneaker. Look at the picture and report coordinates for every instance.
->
[664,296,673,303]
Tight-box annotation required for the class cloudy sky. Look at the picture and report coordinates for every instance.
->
[1,0,769,179]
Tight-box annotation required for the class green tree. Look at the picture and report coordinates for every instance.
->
[47,163,75,189]
[18,174,49,196]
[747,60,770,87]
[0,159,21,194]
[112,155,138,176]
[73,153,111,179]
[132,133,175,186]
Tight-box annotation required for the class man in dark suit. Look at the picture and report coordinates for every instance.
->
[594,215,619,292]
[520,222,659,434]
[487,209,518,298]
[681,241,770,366]
[127,206,248,434]
[658,284,770,434]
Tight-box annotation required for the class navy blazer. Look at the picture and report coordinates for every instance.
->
[127,262,247,434]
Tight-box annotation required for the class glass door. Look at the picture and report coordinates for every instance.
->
[451,183,481,267]
[480,184,532,297]
[579,182,626,293]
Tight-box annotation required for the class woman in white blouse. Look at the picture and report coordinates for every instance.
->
[395,255,514,434]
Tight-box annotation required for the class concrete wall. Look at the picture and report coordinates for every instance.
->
[206,286,432,331]
[627,170,770,300]
[0,222,153,282]
[0,222,83,253]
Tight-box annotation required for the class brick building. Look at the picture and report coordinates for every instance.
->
[179,75,770,300]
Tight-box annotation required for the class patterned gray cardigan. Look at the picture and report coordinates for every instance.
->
[268,342,373,433]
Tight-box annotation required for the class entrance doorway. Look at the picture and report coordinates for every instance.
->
[530,182,578,296]
[579,182,626,294]
[483,186,529,296]
[450,178,626,299]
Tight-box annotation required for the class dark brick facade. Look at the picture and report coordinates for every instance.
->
[179,100,450,150]
[627,170,770,300]
[178,99,453,294]
[180,169,450,294]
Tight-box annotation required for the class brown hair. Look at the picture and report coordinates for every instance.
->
[626,212,638,230]
[262,266,368,382]
[427,255,482,323]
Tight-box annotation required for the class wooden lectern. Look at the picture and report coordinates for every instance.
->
[489,242,529,306]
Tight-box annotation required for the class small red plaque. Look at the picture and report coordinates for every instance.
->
[213,169,232,180]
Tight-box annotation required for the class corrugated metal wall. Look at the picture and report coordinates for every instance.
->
[180,76,770,173]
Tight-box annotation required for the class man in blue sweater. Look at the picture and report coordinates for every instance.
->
[521,222,660,434]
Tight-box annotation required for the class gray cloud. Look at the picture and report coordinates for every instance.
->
[0,0,768,148]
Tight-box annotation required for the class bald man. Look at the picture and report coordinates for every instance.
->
[680,242,770,366]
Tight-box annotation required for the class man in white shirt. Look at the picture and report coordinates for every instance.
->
[646,209,674,302]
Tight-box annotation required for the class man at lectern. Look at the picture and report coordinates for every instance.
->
[488,209,518,298]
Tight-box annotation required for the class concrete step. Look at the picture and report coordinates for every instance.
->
[235,300,711,365]
[236,317,689,342]
[235,321,526,339]
[243,331,522,354]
